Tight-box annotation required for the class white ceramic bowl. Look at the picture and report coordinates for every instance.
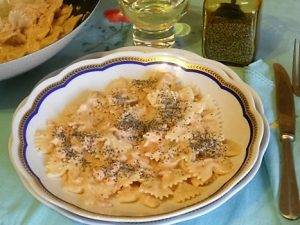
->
[8,47,269,225]
[10,51,264,222]
[0,0,100,81]
[9,64,269,225]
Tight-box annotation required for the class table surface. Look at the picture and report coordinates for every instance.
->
[1,0,300,225]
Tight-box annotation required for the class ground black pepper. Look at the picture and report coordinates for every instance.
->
[116,113,148,142]
[203,9,259,66]
[157,91,183,128]
[189,131,225,159]
[131,78,157,89]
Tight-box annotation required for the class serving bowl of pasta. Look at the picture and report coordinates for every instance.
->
[0,0,100,80]
[10,51,264,222]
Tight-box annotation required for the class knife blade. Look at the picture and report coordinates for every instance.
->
[274,64,295,136]
[273,63,300,220]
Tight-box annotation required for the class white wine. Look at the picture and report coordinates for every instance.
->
[119,0,188,32]
[119,0,188,47]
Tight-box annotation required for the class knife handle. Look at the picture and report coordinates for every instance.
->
[279,135,300,220]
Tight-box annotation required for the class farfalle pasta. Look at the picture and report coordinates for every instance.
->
[35,71,241,216]
[0,0,82,63]
[173,182,202,203]
[161,169,191,188]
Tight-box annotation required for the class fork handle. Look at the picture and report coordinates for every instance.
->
[279,135,300,220]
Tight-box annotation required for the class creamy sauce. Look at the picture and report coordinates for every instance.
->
[35,71,242,216]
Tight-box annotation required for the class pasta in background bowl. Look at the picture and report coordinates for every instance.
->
[0,0,100,80]
[11,51,264,222]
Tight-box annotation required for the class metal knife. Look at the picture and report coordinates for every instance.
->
[274,63,300,220]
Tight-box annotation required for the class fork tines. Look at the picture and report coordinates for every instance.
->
[292,39,300,96]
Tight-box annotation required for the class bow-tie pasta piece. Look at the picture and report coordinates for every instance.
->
[61,171,84,194]
[161,169,191,188]
[44,154,68,178]
[173,182,202,203]
[139,194,161,208]
[139,178,173,200]
[116,186,140,203]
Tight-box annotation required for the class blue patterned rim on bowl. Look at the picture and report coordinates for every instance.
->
[12,54,263,222]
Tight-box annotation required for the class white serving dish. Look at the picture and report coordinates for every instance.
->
[8,48,269,225]
[0,0,101,81]
[10,50,264,223]
[10,79,269,225]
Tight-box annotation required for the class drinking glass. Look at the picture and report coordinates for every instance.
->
[118,0,189,48]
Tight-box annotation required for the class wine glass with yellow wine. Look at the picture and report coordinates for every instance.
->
[118,0,189,48]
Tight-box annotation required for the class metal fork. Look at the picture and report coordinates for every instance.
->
[292,39,300,96]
